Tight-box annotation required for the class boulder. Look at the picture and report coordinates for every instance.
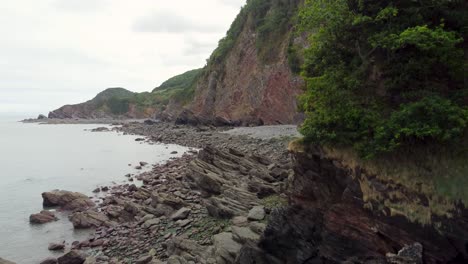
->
[42,190,95,211]
[39,257,58,264]
[83,256,96,264]
[213,232,242,263]
[170,207,191,221]
[30,210,58,224]
[247,206,265,221]
[48,242,65,251]
[231,226,260,244]
[37,114,47,120]
[69,210,112,229]
[142,218,161,229]
[57,250,87,264]
[151,192,186,210]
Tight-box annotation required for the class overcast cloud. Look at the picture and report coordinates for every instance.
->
[0,0,245,115]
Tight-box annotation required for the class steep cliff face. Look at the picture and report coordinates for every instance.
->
[186,0,305,125]
[248,143,468,263]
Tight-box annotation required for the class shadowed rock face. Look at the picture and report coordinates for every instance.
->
[249,146,468,263]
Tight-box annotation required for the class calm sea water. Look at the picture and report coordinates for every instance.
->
[0,116,188,264]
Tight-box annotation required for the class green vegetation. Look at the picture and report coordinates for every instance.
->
[297,0,467,159]
[260,195,288,209]
[208,0,300,65]
[90,69,202,115]
[153,69,202,92]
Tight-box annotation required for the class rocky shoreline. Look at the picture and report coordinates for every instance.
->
[28,122,295,264]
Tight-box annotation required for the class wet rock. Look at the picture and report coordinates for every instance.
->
[48,242,65,251]
[170,207,191,221]
[30,210,58,224]
[39,257,58,264]
[101,186,109,192]
[57,250,88,264]
[69,210,112,229]
[92,188,100,193]
[90,127,109,132]
[42,190,95,211]
[140,161,148,166]
[247,206,265,221]
[170,151,178,154]
[135,138,145,141]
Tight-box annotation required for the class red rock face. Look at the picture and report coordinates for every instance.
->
[189,22,304,125]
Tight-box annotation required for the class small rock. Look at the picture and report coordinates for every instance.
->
[247,206,265,221]
[170,207,191,221]
[128,184,138,192]
[135,255,153,264]
[176,219,192,227]
[30,210,58,224]
[48,242,65,251]
[231,216,248,226]
[170,151,178,154]
[140,161,148,166]
[143,218,161,229]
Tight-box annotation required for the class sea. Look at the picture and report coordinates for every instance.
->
[0,115,188,263]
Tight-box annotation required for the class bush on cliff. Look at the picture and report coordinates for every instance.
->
[298,0,467,158]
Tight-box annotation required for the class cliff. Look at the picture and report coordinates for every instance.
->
[48,88,152,119]
[48,69,202,120]
[184,0,305,125]
[241,141,468,263]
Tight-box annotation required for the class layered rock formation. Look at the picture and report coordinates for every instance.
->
[244,144,468,263]
[184,0,304,125]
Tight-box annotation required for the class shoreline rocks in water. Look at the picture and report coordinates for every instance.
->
[42,190,95,211]
[30,210,58,224]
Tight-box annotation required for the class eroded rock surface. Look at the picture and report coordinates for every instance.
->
[42,190,95,211]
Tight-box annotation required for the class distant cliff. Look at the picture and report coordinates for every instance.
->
[49,69,202,119]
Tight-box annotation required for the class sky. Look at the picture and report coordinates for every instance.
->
[0,0,246,115]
